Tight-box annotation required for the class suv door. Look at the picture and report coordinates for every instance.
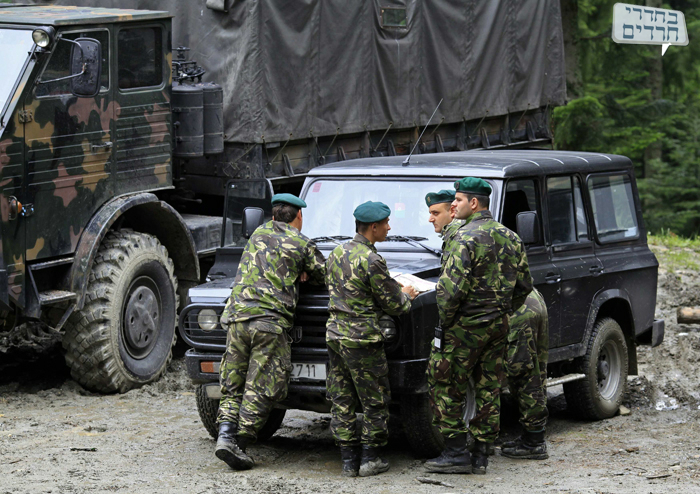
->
[546,175,601,347]
[502,178,561,347]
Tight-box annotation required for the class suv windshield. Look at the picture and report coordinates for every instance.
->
[302,179,465,250]
[0,29,34,118]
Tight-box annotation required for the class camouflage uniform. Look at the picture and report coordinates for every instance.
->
[506,288,549,432]
[440,219,464,271]
[325,233,412,447]
[430,210,532,443]
[218,220,326,440]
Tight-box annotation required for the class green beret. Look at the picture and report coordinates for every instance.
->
[454,177,492,196]
[271,193,307,208]
[425,189,456,207]
[353,201,391,223]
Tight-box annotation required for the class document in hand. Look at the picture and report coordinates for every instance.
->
[389,272,437,293]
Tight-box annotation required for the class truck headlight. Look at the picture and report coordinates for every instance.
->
[379,315,397,342]
[32,26,56,49]
[197,309,218,331]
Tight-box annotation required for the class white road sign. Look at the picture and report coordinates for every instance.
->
[612,3,688,54]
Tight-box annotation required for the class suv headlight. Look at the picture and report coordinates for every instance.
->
[379,314,397,342]
[197,309,219,331]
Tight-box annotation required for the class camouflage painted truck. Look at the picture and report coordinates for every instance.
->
[0,2,565,393]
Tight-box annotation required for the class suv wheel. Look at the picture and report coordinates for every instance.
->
[63,230,178,393]
[564,317,628,420]
[400,379,476,458]
[195,385,286,441]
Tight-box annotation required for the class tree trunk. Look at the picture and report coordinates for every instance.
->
[561,0,582,100]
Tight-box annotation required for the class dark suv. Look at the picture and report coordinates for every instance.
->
[181,150,664,457]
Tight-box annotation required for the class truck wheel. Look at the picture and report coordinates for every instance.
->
[564,317,628,420]
[63,230,178,393]
[400,380,476,458]
[195,385,286,441]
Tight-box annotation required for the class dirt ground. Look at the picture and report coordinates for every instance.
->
[2,246,700,493]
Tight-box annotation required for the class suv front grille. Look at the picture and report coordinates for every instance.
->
[179,303,227,351]
[293,290,330,357]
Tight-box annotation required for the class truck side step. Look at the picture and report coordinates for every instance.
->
[545,373,586,387]
[38,290,78,306]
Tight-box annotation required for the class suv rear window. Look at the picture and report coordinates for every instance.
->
[587,174,639,243]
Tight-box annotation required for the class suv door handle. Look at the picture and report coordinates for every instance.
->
[91,141,113,153]
[545,272,561,284]
[589,265,604,275]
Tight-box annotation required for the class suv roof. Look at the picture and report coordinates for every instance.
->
[0,6,170,26]
[308,150,633,178]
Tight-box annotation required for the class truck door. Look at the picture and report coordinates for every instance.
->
[502,178,561,347]
[546,175,601,347]
[23,28,113,273]
[114,23,171,196]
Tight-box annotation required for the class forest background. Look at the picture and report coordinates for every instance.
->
[558,0,700,236]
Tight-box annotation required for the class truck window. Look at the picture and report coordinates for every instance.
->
[547,176,588,244]
[118,27,163,89]
[36,30,109,98]
[587,174,639,243]
[502,178,542,245]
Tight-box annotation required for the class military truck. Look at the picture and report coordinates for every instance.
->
[181,150,664,457]
[0,2,565,393]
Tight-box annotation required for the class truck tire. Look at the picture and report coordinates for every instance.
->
[195,385,287,441]
[63,230,178,393]
[400,380,476,458]
[564,317,628,420]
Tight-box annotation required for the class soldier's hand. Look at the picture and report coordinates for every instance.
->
[300,271,310,282]
[402,285,419,300]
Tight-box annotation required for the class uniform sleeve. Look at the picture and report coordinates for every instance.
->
[511,241,533,310]
[437,242,472,327]
[367,255,412,316]
[303,240,327,285]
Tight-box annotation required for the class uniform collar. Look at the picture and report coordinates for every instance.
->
[353,233,377,253]
[270,219,300,234]
[465,210,492,225]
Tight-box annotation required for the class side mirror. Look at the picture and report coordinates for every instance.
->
[242,207,265,238]
[516,211,540,245]
[70,38,102,98]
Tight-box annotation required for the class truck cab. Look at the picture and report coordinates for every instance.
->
[181,150,664,457]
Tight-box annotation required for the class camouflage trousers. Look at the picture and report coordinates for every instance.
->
[428,316,508,443]
[326,339,391,448]
[217,320,292,440]
[506,312,549,432]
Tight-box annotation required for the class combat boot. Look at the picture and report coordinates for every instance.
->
[424,434,471,474]
[215,422,254,470]
[340,445,361,477]
[471,440,490,475]
[358,445,390,477]
[501,430,548,460]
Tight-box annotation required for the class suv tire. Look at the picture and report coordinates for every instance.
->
[400,379,476,458]
[564,317,628,420]
[196,385,287,441]
[63,230,178,393]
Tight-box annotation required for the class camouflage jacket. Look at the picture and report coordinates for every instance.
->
[508,287,547,343]
[223,220,326,332]
[326,233,412,346]
[437,210,533,328]
[440,219,464,271]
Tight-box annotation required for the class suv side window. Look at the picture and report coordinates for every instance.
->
[36,30,110,97]
[503,178,542,245]
[118,27,163,89]
[587,174,639,243]
[547,176,588,244]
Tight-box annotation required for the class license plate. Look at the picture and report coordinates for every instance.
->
[290,362,326,381]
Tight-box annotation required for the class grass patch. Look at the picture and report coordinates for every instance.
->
[649,231,700,272]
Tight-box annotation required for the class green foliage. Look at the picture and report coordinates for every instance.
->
[649,232,700,272]
[557,1,700,237]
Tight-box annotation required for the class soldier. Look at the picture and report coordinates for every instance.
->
[426,177,532,475]
[215,193,326,471]
[325,201,418,477]
[425,189,461,270]
[502,287,549,459]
